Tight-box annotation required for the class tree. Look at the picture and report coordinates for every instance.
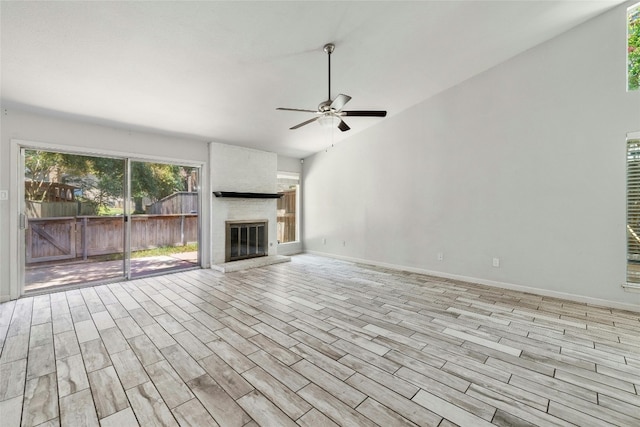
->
[24,150,192,214]
[24,151,64,201]
[131,162,184,213]
[629,5,640,90]
[24,151,104,201]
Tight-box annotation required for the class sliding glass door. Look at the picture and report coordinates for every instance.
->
[20,148,200,292]
[128,160,200,278]
[22,149,126,291]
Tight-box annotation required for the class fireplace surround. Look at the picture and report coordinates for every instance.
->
[225,220,268,262]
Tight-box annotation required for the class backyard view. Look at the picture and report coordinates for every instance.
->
[630,3,640,90]
[24,150,199,290]
[276,173,299,244]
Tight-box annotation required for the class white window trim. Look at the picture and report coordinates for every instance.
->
[624,130,640,291]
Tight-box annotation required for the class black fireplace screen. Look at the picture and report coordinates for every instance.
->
[225,221,267,262]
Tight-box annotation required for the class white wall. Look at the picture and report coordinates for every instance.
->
[302,4,640,309]
[0,110,209,301]
[209,142,278,264]
[277,155,302,175]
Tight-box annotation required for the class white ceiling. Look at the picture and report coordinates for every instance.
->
[0,1,625,158]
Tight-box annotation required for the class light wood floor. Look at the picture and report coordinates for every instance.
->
[1,254,639,426]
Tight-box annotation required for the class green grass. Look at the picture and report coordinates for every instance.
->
[131,243,198,259]
[95,243,198,261]
[97,206,124,216]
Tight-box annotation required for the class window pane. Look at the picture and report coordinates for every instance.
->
[627,139,640,283]
[629,3,640,91]
[277,173,299,243]
[23,149,126,291]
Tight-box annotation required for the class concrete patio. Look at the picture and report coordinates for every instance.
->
[25,252,199,292]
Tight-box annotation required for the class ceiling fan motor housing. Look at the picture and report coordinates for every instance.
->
[318,100,332,112]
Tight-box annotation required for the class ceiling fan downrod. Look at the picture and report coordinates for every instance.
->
[324,43,334,103]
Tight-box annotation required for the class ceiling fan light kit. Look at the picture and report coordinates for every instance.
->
[317,114,341,129]
[277,43,387,132]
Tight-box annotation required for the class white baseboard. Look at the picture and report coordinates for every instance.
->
[278,242,303,256]
[304,250,640,313]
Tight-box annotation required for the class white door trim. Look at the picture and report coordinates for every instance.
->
[10,138,208,297]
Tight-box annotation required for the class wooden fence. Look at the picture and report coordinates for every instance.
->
[277,215,296,243]
[25,182,78,202]
[147,192,198,214]
[26,201,97,218]
[277,189,296,243]
[26,214,197,264]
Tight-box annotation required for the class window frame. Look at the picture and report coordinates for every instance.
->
[626,132,640,288]
[276,171,300,244]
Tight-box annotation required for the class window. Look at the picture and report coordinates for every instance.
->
[628,3,640,91]
[627,137,640,283]
[277,172,299,243]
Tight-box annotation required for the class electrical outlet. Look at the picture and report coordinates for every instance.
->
[0,190,7,201]
[493,258,500,268]
[437,252,444,261]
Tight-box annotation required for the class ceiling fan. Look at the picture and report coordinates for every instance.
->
[277,43,387,132]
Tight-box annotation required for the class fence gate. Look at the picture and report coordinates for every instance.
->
[26,217,77,263]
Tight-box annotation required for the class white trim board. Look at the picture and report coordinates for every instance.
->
[304,250,640,313]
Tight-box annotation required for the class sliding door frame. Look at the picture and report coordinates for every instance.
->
[10,138,208,298]
[125,157,204,280]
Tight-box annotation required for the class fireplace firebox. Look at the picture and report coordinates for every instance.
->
[225,220,268,262]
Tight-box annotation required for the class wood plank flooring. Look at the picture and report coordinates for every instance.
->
[1,254,639,426]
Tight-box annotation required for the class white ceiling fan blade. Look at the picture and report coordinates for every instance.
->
[330,94,351,111]
[290,116,321,130]
[276,108,318,113]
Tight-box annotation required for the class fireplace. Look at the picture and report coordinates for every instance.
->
[225,220,268,262]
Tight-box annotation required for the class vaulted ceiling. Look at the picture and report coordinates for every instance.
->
[0,1,626,158]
